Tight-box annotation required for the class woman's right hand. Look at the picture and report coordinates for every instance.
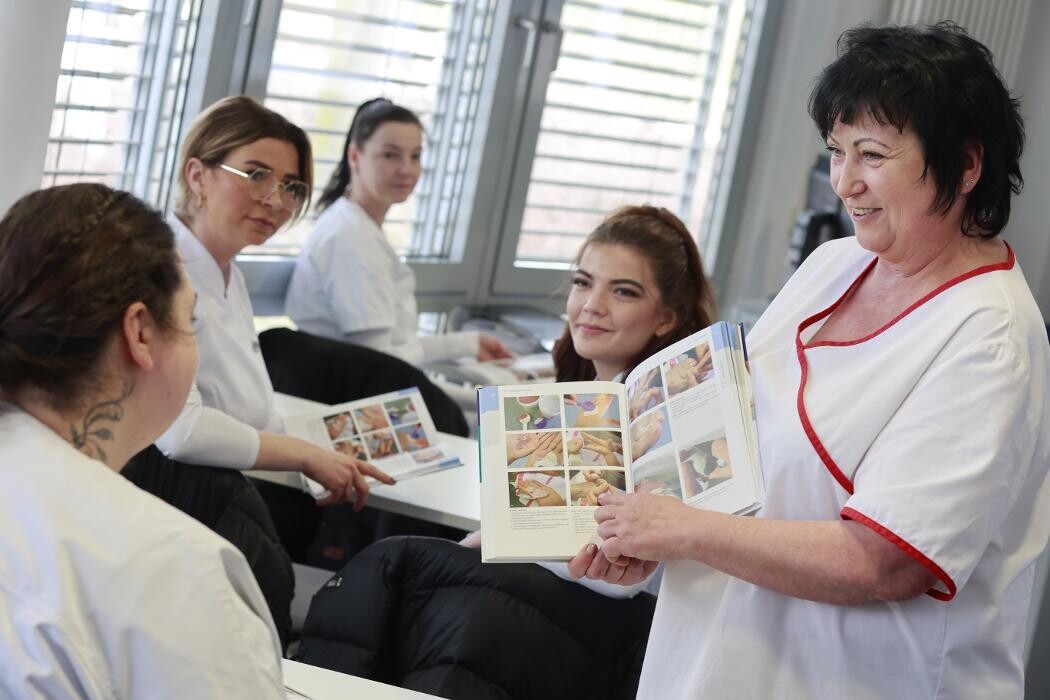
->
[256,433,394,509]
[301,441,395,508]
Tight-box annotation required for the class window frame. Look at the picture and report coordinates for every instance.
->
[158,0,775,318]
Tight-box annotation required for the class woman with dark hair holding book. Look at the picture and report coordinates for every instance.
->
[570,22,1050,698]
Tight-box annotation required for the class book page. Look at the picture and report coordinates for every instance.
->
[623,322,763,516]
[479,381,630,562]
[283,387,462,499]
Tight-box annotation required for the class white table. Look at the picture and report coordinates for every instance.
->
[254,393,481,531]
[282,659,444,699]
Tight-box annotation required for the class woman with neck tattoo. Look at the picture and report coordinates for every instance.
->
[0,184,285,697]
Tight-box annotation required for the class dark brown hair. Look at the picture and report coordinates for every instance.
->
[315,98,423,212]
[176,95,314,222]
[553,205,716,382]
[0,184,181,410]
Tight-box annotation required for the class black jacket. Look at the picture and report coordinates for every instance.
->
[296,536,656,699]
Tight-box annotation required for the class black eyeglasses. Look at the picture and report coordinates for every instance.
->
[218,163,309,212]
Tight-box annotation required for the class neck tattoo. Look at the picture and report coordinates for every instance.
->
[69,380,134,465]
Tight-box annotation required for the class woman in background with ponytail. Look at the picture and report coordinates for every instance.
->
[286,98,512,409]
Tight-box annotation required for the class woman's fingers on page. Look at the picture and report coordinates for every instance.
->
[594,504,617,524]
[622,556,647,583]
[346,462,370,511]
[567,543,598,579]
[359,459,395,484]
[597,518,619,542]
[604,553,629,581]
[587,547,614,578]
[597,488,625,506]
[600,537,624,565]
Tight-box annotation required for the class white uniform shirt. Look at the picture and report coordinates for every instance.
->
[638,237,1050,699]
[156,216,282,469]
[286,198,478,365]
[0,409,284,699]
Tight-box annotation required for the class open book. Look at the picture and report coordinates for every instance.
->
[478,322,763,562]
[284,387,462,499]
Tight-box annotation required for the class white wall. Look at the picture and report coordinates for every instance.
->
[1005,0,1050,317]
[719,0,891,319]
[721,0,1048,322]
[0,0,70,214]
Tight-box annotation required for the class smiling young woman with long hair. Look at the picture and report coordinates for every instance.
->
[553,205,716,382]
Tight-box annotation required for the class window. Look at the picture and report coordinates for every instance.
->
[510,0,756,266]
[243,0,763,311]
[43,0,201,207]
[260,0,498,257]
[39,0,767,315]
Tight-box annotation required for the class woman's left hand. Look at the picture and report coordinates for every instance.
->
[594,489,695,563]
[567,542,659,586]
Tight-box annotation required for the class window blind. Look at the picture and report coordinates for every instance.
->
[261,0,498,258]
[43,0,201,207]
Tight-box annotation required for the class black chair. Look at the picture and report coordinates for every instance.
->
[259,327,469,437]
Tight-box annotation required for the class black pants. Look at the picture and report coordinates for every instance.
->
[122,446,295,648]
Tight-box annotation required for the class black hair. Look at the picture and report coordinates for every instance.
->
[315,98,424,212]
[808,21,1024,237]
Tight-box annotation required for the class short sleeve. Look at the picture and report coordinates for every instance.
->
[841,339,1036,600]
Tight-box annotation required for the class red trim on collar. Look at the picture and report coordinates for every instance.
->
[806,242,1015,349]
[841,507,956,601]
[794,242,1014,494]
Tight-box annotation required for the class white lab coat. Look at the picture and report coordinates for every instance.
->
[0,408,284,699]
[286,198,479,365]
[156,216,282,469]
[638,237,1050,699]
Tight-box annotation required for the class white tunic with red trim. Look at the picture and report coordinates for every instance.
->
[637,237,1050,699]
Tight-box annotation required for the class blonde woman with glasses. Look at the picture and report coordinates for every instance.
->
[123,96,392,645]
